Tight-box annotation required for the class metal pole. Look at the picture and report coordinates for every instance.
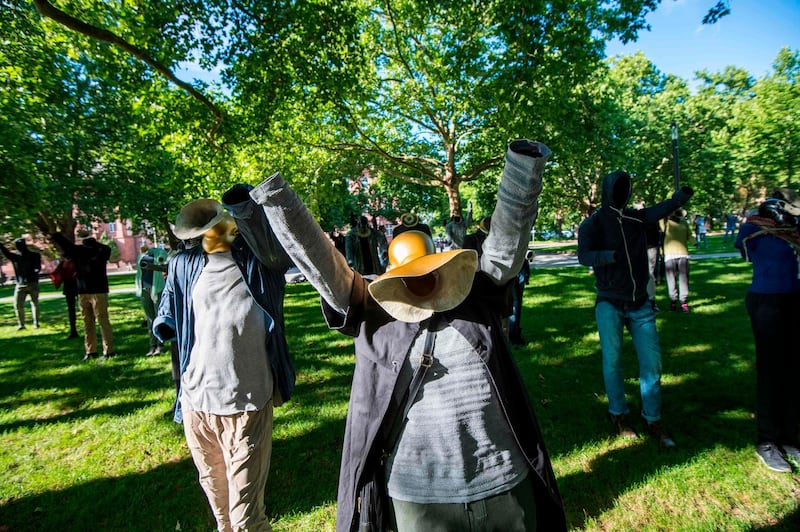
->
[671,121,680,191]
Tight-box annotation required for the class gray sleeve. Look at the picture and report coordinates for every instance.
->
[481,141,551,284]
[222,184,291,271]
[249,172,354,314]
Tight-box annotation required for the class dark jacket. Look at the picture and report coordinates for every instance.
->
[577,170,692,304]
[50,234,111,294]
[325,272,567,532]
[153,184,295,423]
[1,242,41,286]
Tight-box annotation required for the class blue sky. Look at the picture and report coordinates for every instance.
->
[605,0,800,84]
[181,1,800,87]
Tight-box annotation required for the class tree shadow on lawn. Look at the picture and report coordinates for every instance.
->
[0,415,347,532]
[0,325,171,433]
[513,261,776,528]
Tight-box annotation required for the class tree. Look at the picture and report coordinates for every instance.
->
[26,0,662,227]
[729,47,800,209]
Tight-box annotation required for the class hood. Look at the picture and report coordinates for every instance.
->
[601,170,632,211]
[14,238,27,253]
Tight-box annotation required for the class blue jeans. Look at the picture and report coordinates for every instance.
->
[595,300,663,422]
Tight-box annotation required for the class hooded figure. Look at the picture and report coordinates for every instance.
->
[0,238,42,330]
[249,139,566,532]
[578,170,693,447]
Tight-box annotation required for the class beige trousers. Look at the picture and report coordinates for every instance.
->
[14,283,40,327]
[79,293,114,355]
[183,404,274,532]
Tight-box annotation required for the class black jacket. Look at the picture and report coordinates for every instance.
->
[0,242,41,286]
[50,234,111,294]
[324,272,567,532]
[577,170,692,304]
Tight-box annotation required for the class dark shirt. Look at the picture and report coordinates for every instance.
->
[50,234,111,294]
[0,244,41,286]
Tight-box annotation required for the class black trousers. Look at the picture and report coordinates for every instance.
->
[745,291,800,445]
[65,292,78,334]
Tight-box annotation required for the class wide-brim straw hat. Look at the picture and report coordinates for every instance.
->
[174,199,227,240]
[368,230,478,322]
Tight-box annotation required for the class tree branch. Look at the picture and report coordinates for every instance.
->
[32,0,225,146]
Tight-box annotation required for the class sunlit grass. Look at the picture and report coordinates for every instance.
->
[1,260,800,530]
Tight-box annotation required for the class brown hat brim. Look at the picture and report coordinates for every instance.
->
[368,249,478,322]
[174,199,227,240]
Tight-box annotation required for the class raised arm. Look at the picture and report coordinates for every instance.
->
[249,172,354,314]
[222,183,292,272]
[481,140,551,285]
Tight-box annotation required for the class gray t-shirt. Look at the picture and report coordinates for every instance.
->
[385,324,528,503]
[181,251,272,415]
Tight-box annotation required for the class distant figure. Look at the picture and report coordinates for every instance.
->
[723,213,738,244]
[328,228,347,256]
[662,210,691,312]
[462,215,491,254]
[444,201,473,248]
[392,212,432,238]
[345,215,388,275]
[135,246,168,356]
[50,234,115,361]
[1,238,42,330]
[49,253,79,339]
[644,220,662,311]
[508,257,531,346]
[694,215,708,248]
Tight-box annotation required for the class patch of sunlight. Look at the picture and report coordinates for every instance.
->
[673,343,714,355]
[660,372,698,385]
[554,437,643,477]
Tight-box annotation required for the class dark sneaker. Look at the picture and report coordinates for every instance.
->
[669,301,677,312]
[82,352,99,361]
[780,445,800,470]
[101,352,117,360]
[645,421,676,448]
[757,443,791,472]
[609,413,638,439]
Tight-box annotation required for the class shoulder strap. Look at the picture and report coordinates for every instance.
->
[383,314,440,451]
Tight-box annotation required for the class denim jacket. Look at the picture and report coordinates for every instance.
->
[154,184,294,423]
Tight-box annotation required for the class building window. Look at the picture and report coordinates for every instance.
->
[108,222,116,234]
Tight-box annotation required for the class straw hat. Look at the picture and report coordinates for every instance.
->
[393,212,432,237]
[368,230,478,322]
[174,199,227,240]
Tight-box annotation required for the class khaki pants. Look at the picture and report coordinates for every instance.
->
[79,293,114,355]
[14,283,40,328]
[183,404,274,532]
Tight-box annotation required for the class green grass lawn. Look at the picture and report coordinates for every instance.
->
[1,259,799,531]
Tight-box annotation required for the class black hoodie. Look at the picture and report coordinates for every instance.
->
[577,170,693,305]
[0,240,41,286]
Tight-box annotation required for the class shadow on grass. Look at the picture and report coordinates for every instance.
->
[513,259,776,528]
[3,260,797,531]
